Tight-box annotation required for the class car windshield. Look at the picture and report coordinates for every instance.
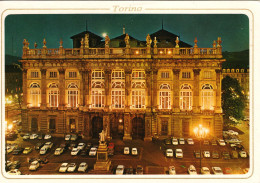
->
[61,164,67,167]
[69,164,75,167]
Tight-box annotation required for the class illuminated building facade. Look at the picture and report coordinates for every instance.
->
[20,28,225,140]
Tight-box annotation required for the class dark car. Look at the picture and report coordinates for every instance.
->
[80,150,87,156]
[29,157,49,164]
[35,143,44,150]
[37,134,44,140]
[108,148,114,156]
[125,167,134,174]
[212,151,220,159]
[5,161,13,171]
[136,165,144,175]
[60,143,69,150]
[164,138,172,145]
[86,143,92,148]
[69,143,77,150]
[222,151,231,159]
[233,144,245,151]
[12,147,24,155]
[194,151,202,159]
[231,150,239,159]
[10,161,21,169]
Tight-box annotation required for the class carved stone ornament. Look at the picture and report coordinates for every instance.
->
[175,37,179,48]
[34,42,37,48]
[43,38,47,48]
[105,35,110,47]
[84,34,89,48]
[60,39,63,47]
[194,37,198,48]
[154,37,157,48]
[213,40,216,48]
[217,37,222,47]
[124,33,130,46]
[146,34,151,47]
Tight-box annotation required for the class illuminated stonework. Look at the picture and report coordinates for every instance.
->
[20,29,225,140]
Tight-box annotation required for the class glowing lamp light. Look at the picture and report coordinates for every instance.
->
[167,50,172,54]
[159,51,163,54]
[135,50,139,54]
[119,119,123,123]
[8,124,13,131]
[102,33,107,37]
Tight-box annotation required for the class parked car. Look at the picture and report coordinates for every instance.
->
[108,143,115,156]
[218,139,226,146]
[70,134,78,141]
[188,165,197,175]
[78,162,88,172]
[136,165,144,175]
[222,151,231,159]
[233,144,245,151]
[44,134,52,140]
[77,143,86,150]
[80,150,88,156]
[164,138,172,145]
[169,166,176,175]
[172,137,178,145]
[40,146,49,155]
[69,143,77,150]
[108,142,115,149]
[125,167,134,174]
[194,150,202,159]
[175,149,183,158]
[44,142,53,149]
[166,149,174,157]
[132,148,138,156]
[67,163,77,172]
[22,133,30,141]
[239,151,247,158]
[203,151,210,158]
[7,169,21,175]
[224,167,233,174]
[243,168,249,174]
[30,133,38,140]
[59,163,69,173]
[23,147,32,154]
[124,147,130,155]
[89,147,97,156]
[54,148,64,155]
[225,139,242,144]
[12,147,24,155]
[212,151,220,159]
[37,134,44,140]
[10,161,21,170]
[179,138,185,145]
[71,148,80,155]
[212,167,223,175]
[231,150,238,159]
[60,143,69,150]
[65,134,71,141]
[116,165,125,175]
[29,160,40,171]
[35,142,44,150]
[201,167,210,175]
[187,138,194,145]
[227,130,239,136]
[5,161,13,171]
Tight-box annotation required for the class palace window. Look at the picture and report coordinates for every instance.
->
[161,72,170,79]
[30,83,41,107]
[49,71,57,78]
[182,72,191,79]
[180,84,192,110]
[132,70,145,109]
[69,71,77,78]
[31,71,39,78]
[48,83,59,107]
[201,84,214,110]
[111,70,125,108]
[67,83,79,108]
[204,71,212,79]
[159,84,171,109]
[91,70,105,108]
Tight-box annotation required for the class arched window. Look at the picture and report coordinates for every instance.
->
[30,83,41,107]
[48,83,59,107]
[111,70,125,109]
[180,84,192,110]
[159,84,171,109]
[131,70,146,109]
[91,70,105,108]
[201,84,214,110]
[68,83,79,108]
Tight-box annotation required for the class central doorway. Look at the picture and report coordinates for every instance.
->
[132,117,145,139]
[92,116,103,138]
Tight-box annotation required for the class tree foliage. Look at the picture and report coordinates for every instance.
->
[222,76,246,125]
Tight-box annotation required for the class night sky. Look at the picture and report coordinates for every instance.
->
[5,14,249,58]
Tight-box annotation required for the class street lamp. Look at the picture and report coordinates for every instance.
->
[193,124,209,174]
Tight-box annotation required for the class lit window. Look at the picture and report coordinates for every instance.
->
[161,72,169,79]
[68,83,79,108]
[48,83,59,107]
[182,72,191,79]
[91,70,105,108]
[201,84,214,110]
[111,70,125,109]
[30,83,41,107]
[49,72,57,78]
[159,84,171,109]
[92,70,104,79]
[132,70,145,109]
[180,84,192,110]
[69,71,77,78]
[204,71,212,79]
[31,71,39,78]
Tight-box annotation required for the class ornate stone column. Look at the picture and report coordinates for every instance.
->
[22,69,28,108]
[193,69,201,113]
[58,69,65,110]
[123,113,132,141]
[172,69,180,112]
[40,69,47,109]
[87,70,92,108]
[151,69,158,136]
[215,69,222,113]
[145,69,152,111]
[79,69,85,108]
[125,69,132,112]
[104,69,112,111]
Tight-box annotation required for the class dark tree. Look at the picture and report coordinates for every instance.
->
[222,76,246,126]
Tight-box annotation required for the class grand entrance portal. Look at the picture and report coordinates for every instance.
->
[92,116,103,138]
[132,117,145,139]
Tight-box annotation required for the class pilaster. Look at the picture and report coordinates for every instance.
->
[104,69,112,111]
[172,69,180,112]
[123,113,132,140]
[22,69,28,108]
[193,69,201,113]
[125,69,132,112]
[215,69,222,113]
[40,69,47,109]
[58,69,65,110]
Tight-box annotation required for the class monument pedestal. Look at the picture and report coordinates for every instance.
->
[94,142,111,171]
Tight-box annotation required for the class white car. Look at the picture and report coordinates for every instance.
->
[7,169,21,175]
[179,138,185,145]
[132,148,138,155]
[166,149,173,157]
[124,147,130,155]
[65,134,71,141]
[30,133,38,139]
[203,151,210,158]
[59,163,68,173]
[169,166,176,175]
[227,130,239,136]
[23,134,30,140]
[54,148,64,155]
[187,138,194,145]
[67,163,77,172]
[175,149,183,158]
[29,160,40,171]
[40,146,48,155]
[71,148,80,155]
[77,143,86,150]
[239,151,247,158]
[44,134,52,140]
[218,139,226,146]
[201,167,210,175]
[212,167,223,175]
[89,147,97,156]
[78,162,88,172]
[116,165,125,175]
[188,165,197,175]
[44,142,53,149]
[172,138,178,145]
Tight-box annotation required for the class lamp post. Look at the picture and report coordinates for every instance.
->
[193,124,209,174]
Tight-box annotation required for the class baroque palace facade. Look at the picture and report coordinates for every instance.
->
[20,28,225,141]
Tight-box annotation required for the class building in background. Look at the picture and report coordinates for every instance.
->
[20,27,225,140]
